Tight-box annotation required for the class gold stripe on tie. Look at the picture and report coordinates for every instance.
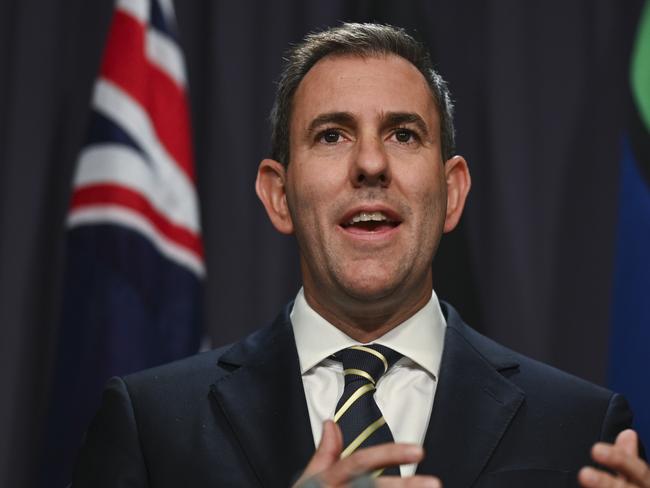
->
[334,383,375,422]
[340,417,387,458]
[372,468,385,478]
[344,368,375,384]
[349,345,388,372]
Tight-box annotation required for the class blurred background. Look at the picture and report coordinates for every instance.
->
[0,0,648,486]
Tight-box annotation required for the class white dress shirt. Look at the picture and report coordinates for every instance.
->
[290,288,447,476]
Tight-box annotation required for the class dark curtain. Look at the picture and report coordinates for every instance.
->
[0,1,643,486]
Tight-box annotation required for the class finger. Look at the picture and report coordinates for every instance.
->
[591,443,650,485]
[615,430,639,457]
[322,443,425,486]
[578,466,629,488]
[295,421,343,484]
[375,475,442,487]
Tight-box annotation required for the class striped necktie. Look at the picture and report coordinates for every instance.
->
[333,344,403,476]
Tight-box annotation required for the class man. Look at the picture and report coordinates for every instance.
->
[73,23,649,487]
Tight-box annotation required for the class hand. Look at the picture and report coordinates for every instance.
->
[579,429,650,487]
[293,420,441,488]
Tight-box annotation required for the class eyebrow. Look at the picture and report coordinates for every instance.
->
[382,112,430,137]
[305,111,431,138]
[306,112,356,136]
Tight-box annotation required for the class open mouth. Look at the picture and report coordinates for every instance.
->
[340,211,401,233]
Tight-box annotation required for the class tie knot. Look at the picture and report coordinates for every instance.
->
[334,344,402,385]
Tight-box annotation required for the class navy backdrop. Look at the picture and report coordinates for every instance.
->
[0,1,644,486]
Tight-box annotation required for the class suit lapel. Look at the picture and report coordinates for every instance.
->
[416,304,525,488]
[210,305,314,487]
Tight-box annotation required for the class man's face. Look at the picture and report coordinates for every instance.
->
[283,54,450,311]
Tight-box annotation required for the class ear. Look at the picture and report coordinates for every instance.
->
[255,158,294,234]
[442,155,471,233]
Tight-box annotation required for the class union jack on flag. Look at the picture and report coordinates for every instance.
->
[70,0,203,275]
[41,0,203,485]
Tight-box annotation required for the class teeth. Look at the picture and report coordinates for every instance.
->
[349,211,388,224]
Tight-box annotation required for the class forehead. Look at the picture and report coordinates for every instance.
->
[291,54,438,129]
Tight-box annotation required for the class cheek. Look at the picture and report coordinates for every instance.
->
[288,164,343,216]
[286,177,331,244]
[409,173,447,234]
[403,163,444,201]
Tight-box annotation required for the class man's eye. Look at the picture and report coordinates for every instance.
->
[394,129,416,143]
[319,130,341,144]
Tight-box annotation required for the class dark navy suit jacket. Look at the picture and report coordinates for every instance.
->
[72,302,634,487]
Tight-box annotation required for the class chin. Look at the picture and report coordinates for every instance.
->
[337,273,402,303]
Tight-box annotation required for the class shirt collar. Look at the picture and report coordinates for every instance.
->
[290,288,446,379]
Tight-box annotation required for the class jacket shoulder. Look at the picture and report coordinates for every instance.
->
[440,301,634,477]
[121,345,232,394]
[121,302,294,399]
[441,300,613,403]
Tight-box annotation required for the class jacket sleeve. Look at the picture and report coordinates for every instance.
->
[72,376,149,487]
[599,393,646,460]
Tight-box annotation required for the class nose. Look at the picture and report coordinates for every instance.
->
[350,134,391,188]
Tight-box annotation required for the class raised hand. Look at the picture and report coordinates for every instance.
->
[579,429,650,488]
[293,421,441,488]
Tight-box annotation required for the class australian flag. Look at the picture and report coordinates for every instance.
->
[40,0,203,485]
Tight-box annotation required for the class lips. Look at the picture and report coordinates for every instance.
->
[339,207,402,234]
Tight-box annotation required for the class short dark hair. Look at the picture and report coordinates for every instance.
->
[269,22,455,165]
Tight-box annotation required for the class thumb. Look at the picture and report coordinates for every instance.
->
[615,429,639,456]
[295,421,342,485]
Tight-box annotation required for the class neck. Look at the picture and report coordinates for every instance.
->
[302,283,432,343]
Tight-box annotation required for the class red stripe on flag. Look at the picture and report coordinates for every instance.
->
[71,184,204,258]
[100,10,194,181]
